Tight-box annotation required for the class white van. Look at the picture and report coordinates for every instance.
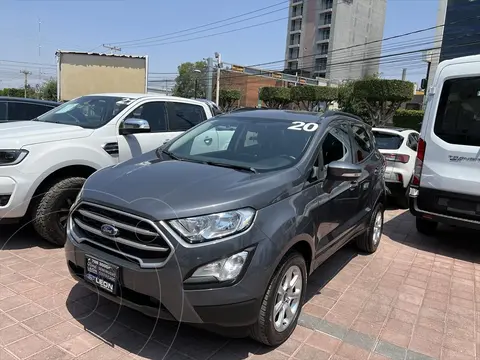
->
[409,54,480,234]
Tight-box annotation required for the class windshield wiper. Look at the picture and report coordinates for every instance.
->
[158,149,184,161]
[203,161,257,174]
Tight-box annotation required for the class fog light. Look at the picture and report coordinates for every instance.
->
[190,251,249,282]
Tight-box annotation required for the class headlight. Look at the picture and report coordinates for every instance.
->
[186,250,250,283]
[169,208,255,244]
[0,149,28,166]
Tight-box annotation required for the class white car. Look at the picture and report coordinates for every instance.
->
[409,54,480,235]
[372,127,419,208]
[0,93,213,246]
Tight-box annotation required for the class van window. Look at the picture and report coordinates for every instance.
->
[434,77,480,146]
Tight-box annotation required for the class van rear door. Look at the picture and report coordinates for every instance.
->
[419,63,480,219]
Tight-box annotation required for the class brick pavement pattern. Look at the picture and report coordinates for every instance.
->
[0,209,479,360]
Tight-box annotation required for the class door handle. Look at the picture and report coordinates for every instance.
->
[349,181,358,190]
[204,136,213,145]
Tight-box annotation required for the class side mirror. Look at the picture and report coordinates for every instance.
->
[327,161,362,181]
[120,118,151,135]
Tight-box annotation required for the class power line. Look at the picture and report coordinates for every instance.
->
[247,13,480,68]
[108,0,289,46]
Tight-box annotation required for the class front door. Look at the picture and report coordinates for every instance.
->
[117,101,172,162]
[318,122,359,248]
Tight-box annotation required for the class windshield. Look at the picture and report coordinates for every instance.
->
[165,116,318,172]
[373,131,404,150]
[34,95,134,129]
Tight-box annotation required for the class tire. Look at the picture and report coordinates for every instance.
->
[415,217,438,236]
[356,203,384,253]
[32,177,86,246]
[250,251,307,346]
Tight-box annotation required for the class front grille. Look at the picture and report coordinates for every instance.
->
[71,202,172,268]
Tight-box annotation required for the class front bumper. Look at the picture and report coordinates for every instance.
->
[65,213,273,327]
[409,187,480,231]
[0,173,34,220]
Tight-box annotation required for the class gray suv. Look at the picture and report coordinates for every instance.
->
[65,110,386,346]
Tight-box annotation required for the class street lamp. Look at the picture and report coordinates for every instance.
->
[193,69,201,99]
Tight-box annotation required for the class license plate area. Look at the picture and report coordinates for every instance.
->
[84,255,119,294]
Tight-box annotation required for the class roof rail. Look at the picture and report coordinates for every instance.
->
[323,110,363,121]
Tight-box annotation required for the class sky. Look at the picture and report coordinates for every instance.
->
[0,0,438,89]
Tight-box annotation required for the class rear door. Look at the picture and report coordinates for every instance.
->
[423,74,480,196]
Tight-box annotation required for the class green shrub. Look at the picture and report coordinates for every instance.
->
[259,87,291,109]
[393,109,424,130]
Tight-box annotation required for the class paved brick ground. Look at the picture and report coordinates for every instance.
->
[0,209,479,360]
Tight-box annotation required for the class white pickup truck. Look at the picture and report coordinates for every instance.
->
[0,93,214,245]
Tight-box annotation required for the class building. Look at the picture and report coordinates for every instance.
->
[427,0,480,90]
[284,0,387,81]
[56,51,148,101]
[219,71,282,108]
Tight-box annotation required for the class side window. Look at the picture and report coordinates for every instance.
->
[124,102,167,132]
[351,124,373,162]
[314,124,351,179]
[407,134,418,151]
[8,102,53,120]
[0,102,6,121]
[434,77,480,146]
[168,102,207,131]
[244,131,258,147]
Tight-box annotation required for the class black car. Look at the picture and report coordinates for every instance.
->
[0,96,60,122]
[65,110,387,346]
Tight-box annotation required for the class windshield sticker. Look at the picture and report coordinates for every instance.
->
[287,121,319,132]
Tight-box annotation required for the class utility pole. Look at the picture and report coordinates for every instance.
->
[206,57,214,101]
[214,52,222,105]
[20,70,32,98]
[401,68,407,81]
[38,18,42,99]
[102,44,121,54]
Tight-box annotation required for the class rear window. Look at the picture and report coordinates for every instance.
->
[434,77,480,146]
[373,131,404,150]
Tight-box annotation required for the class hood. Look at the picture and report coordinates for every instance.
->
[0,121,93,148]
[82,150,302,221]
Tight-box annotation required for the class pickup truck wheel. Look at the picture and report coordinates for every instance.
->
[32,177,85,246]
[250,251,307,346]
[356,203,384,254]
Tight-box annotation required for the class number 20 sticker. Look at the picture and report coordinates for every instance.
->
[287,121,319,132]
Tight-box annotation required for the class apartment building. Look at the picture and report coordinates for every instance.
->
[284,0,387,81]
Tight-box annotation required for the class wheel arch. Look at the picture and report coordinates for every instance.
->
[27,164,98,214]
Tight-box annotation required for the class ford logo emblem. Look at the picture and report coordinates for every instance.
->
[100,224,119,237]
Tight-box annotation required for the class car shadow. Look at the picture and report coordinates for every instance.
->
[382,210,480,262]
[0,223,55,250]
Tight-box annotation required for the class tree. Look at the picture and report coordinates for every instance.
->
[353,78,414,126]
[219,89,241,112]
[290,85,338,111]
[258,87,291,109]
[38,79,57,101]
[337,80,368,118]
[0,86,34,98]
[172,61,208,98]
